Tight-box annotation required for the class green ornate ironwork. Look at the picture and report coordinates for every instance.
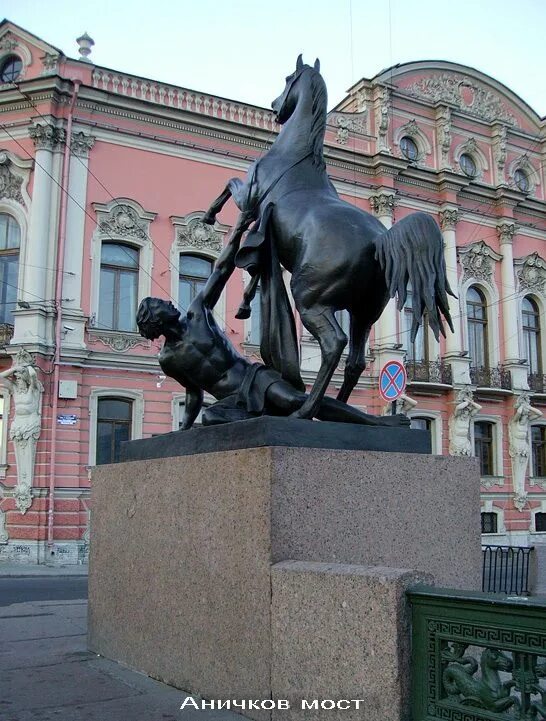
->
[409,586,546,720]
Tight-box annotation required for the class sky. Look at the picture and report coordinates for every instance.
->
[3,0,546,118]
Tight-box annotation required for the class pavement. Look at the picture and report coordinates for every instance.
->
[0,567,245,721]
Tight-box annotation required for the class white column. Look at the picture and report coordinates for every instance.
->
[498,222,528,390]
[12,123,65,349]
[62,132,95,351]
[439,208,462,354]
[439,207,471,386]
[370,193,398,349]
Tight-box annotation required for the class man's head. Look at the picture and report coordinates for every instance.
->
[137,297,181,340]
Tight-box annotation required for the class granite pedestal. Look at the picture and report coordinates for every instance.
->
[88,427,481,720]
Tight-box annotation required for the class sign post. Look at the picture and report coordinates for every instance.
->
[378,360,407,415]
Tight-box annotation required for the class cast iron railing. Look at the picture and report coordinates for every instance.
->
[482,545,534,596]
[406,359,453,385]
[409,586,546,721]
[529,373,546,394]
[470,364,512,390]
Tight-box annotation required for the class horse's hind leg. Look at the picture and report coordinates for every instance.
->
[337,316,370,403]
[235,272,259,320]
[291,305,347,420]
[202,184,232,224]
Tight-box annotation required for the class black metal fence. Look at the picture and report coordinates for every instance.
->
[406,359,452,385]
[482,544,534,595]
[470,364,512,389]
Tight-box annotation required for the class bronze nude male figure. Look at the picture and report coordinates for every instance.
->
[137,218,408,430]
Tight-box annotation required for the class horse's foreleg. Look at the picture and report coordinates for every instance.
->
[202,184,233,225]
[337,316,370,403]
[292,306,347,420]
[235,272,260,320]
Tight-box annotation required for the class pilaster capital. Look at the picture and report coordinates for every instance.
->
[29,123,66,151]
[496,221,516,246]
[71,131,96,158]
[369,193,396,220]
[439,208,459,231]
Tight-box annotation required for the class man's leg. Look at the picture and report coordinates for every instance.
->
[266,381,409,426]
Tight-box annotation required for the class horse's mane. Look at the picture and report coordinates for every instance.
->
[308,70,327,168]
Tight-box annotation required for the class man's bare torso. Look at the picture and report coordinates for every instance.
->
[158,296,248,399]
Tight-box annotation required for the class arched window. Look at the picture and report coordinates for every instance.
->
[474,420,494,476]
[99,243,139,331]
[404,285,428,362]
[467,286,488,369]
[0,55,22,83]
[0,213,21,325]
[522,296,541,376]
[179,255,213,310]
[96,398,133,465]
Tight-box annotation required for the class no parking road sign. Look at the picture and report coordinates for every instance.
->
[379,360,407,403]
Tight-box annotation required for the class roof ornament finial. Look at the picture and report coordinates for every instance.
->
[76,32,95,62]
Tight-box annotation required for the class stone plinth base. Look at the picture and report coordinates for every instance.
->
[88,446,481,720]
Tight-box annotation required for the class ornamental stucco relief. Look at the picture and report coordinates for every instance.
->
[176,217,222,254]
[404,74,517,126]
[458,241,501,286]
[0,153,25,206]
[98,204,148,240]
[516,253,546,295]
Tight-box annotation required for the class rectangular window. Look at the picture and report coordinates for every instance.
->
[474,421,494,476]
[535,512,546,532]
[481,512,498,534]
[96,398,132,464]
[532,426,546,477]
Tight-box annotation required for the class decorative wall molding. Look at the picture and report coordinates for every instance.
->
[28,123,66,151]
[515,252,546,295]
[172,214,224,255]
[508,153,540,195]
[374,85,391,153]
[496,222,516,246]
[439,208,459,231]
[458,241,502,286]
[369,193,396,220]
[0,150,32,208]
[40,52,60,75]
[435,106,452,169]
[0,152,24,206]
[493,124,507,181]
[94,198,156,241]
[332,112,367,145]
[403,73,518,126]
[70,131,95,158]
[87,330,149,353]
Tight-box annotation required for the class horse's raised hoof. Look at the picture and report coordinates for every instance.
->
[235,305,251,320]
[202,212,215,225]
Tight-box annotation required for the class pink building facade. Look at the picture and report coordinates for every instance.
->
[0,20,546,571]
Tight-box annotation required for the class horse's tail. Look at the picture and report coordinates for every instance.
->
[373,212,456,341]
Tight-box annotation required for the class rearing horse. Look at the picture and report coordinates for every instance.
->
[203,55,454,420]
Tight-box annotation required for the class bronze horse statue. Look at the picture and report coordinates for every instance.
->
[203,55,454,420]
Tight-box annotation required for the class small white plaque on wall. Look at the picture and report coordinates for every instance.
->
[58,380,78,399]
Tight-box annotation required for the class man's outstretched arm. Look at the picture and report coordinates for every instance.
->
[201,214,253,310]
[180,385,204,430]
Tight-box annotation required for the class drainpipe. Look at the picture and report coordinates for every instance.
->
[47,79,81,549]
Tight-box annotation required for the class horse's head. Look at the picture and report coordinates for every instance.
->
[482,648,513,673]
[271,54,323,124]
